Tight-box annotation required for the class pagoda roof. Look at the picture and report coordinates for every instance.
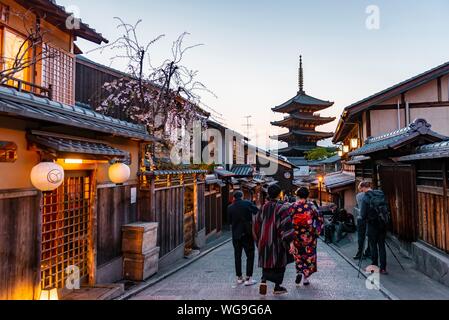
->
[271,114,336,127]
[272,130,334,142]
[272,91,334,114]
[275,145,317,157]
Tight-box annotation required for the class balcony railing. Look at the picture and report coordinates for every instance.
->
[1,76,53,100]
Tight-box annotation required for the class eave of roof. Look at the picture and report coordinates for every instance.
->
[324,172,355,190]
[27,131,129,159]
[271,114,336,127]
[349,119,447,157]
[399,140,449,161]
[0,86,155,141]
[273,130,334,141]
[333,61,449,143]
[16,0,108,44]
[272,91,334,113]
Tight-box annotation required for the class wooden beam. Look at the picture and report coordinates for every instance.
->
[438,77,443,102]
[366,110,372,138]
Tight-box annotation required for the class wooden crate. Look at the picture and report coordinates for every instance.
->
[123,247,160,281]
[122,222,158,254]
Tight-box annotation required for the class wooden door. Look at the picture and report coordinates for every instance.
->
[41,171,93,290]
[379,164,418,242]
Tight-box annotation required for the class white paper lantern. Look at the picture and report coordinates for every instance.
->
[30,162,65,192]
[109,163,131,185]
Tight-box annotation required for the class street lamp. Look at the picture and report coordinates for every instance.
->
[318,175,323,207]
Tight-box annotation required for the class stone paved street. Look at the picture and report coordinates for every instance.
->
[133,240,387,300]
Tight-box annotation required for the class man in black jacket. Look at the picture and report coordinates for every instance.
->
[360,186,388,275]
[227,191,259,286]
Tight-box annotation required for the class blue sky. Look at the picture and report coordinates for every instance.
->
[59,0,449,148]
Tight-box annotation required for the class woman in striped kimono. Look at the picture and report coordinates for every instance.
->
[253,184,295,296]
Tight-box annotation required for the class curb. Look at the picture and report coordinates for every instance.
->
[323,240,400,301]
[117,237,232,300]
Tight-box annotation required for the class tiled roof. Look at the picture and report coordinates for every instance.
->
[27,131,129,159]
[144,170,207,176]
[349,119,447,157]
[334,61,449,143]
[271,114,336,127]
[31,0,108,44]
[318,155,341,164]
[399,140,449,161]
[215,168,236,178]
[272,92,334,113]
[0,87,154,141]
[324,172,355,191]
[230,164,254,177]
[275,130,334,140]
[346,156,371,165]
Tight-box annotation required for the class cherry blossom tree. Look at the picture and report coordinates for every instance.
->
[94,18,213,156]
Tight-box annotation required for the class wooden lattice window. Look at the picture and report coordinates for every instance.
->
[42,45,75,105]
[41,171,92,290]
[0,141,17,162]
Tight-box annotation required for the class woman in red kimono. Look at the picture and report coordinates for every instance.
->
[289,187,324,286]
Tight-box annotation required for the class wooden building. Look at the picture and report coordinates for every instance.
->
[334,61,449,154]
[345,119,449,286]
[270,56,335,159]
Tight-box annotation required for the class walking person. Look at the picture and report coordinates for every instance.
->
[289,187,324,286]
[253,184,296,296]
[353,182,371,260]
[359,184,390,275]
[227,191,259,286]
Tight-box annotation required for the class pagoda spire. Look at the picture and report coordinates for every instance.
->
[298,55,304,94]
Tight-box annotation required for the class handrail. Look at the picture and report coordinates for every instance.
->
[0,75,53,100]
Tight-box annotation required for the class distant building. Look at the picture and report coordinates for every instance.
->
[270,56,335,163]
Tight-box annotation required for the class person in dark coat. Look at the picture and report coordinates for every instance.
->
[360,185,388,275]
[253,184,295,296]
[227,191,259,286]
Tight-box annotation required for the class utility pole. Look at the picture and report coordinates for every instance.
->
[242,115,253,141]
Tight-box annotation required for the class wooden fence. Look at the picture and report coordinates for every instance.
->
[139,173,206,258]
[0,190,40,300]
[205,188,223,236]
[96,184,138,266]
[417,186,449,253]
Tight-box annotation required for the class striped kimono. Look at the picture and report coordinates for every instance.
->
[253,200,295,284]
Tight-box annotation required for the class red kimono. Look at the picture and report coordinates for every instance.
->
[290,201,324,278]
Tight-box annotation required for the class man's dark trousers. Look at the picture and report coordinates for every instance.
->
[233,234,255,278]
[357,218,370,255]
[368,225,387,270]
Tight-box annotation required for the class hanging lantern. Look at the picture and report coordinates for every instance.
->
[30,162,64,192]
[109,163,131,185]
[337,150,344,157]
[350,138,359,149]
[343,145,350,153]
[39,288,59,300]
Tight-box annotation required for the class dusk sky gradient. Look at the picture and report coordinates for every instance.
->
[59,0,449,149]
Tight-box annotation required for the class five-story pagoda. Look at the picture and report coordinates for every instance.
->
[271,56,335,159]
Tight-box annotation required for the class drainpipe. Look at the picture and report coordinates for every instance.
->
[397,100,401,129]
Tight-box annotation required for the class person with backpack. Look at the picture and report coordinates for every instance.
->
[359,183,390,275]
[228,191,259,286]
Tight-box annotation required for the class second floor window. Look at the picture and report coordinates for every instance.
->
[42,45,75,106]
[1,29,30,86]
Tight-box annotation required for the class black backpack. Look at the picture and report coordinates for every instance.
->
[366,190,390,227]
